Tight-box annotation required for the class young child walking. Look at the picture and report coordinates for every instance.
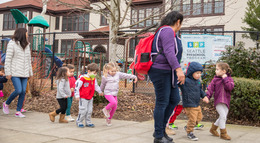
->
[206,62,234,140]
[0,65,8,109]
[101,62,137,126]
[49,67,71,123]
[75,63,103,128]
[179,62,209,141]
[65,64,76,122]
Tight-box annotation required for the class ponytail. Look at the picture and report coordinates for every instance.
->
[216,62,232,74]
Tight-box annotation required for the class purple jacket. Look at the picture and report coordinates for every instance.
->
[206,74,234,108]
[151,26,181,71]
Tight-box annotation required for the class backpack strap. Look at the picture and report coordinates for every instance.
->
[152,26,173,62]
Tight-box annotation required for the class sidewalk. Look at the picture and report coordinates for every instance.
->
[0,110,259,143]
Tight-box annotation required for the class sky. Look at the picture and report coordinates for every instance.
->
[0,0,12,4]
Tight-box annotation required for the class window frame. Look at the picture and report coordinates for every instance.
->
[55,16,60,30]
[180,25,224,35]
[62,13,89,32]
[131,6,162,29]
[3,11,27,31]
[100,12,109,26]
[172,0,225,17]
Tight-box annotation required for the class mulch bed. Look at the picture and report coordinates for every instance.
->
[1,89,259,127]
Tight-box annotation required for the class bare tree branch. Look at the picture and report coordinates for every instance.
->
[119,0,132,25]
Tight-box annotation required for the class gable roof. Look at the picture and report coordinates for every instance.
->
[0,0,90,13]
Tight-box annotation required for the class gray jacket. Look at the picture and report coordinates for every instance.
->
[100,72,137,96]
[56,79,71,99]
[5,40,33,77]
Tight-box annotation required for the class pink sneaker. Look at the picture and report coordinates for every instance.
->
[102,108,110,118]
[15,112,25,118]
[106,118,112,126]
[2,102,9,114]
[21,108,27,113]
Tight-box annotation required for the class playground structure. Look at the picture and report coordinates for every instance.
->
[0,9,106,90]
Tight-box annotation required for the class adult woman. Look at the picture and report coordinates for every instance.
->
[2,28,33,118]
[148,11,185,143]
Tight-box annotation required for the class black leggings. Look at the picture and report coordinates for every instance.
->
[56,98,67,114]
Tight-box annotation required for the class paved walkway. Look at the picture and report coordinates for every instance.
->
[0,110,259,143]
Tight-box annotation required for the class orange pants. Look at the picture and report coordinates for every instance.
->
[184,106,203,133]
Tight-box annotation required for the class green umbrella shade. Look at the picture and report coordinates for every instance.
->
[28,15,49,28]
[10,9,29,24]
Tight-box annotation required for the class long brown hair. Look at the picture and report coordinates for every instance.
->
[12,28,29,49]
[216,62,232,74]
[56,67,69,81]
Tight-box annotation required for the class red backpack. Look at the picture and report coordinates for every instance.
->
[130,26,168,75]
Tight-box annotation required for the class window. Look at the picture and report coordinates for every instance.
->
[62,13,89,31]
[181,25,224,35]
[61,40,73,54]
[215,0,224,14]
[100,12,109,26]
[55,17,60,30]
[3,11,27,30]
[171,0,224,17]
[54,40,59,53]
[131,7,161,29]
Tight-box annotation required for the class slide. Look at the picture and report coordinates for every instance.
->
[45,47,63,67]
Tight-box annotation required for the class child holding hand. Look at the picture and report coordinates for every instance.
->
[206,62,234,140]
[74,63,103,128]
[101,62,137,126]
[49,67,71,123]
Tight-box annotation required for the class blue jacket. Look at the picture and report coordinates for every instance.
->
[0,76,8,90]
[179,62,206,108]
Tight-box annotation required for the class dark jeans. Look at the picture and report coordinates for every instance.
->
[6,77,28,111]
[148,67,180,139]
[56,98,67,114]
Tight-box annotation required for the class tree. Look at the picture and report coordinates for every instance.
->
[55,0,177,61]
[242,0,260,42]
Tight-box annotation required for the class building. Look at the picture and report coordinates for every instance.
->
[0,0,255,60]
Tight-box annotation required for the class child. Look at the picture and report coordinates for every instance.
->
[49,67,71,123]
[206,62,234,140]
[101,62,137,126]
[75,63,103,128]
[0,65,8,109]
[65,64,76,122]
[179,62,208,141]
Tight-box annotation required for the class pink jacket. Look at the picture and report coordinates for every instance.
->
[207,74,234,109]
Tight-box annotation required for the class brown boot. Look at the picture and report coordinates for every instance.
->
[49,111,57,122]
[210,123,219,137]
[59,114,68,123]
[220,128,231,140]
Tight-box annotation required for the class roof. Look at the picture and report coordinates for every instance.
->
[132,0,163,4]
[0,0,90,13]
[91,26,109,32]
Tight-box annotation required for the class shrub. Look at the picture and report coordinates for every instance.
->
[229,77,260,122]
[219,42,260,79]
[93,75,107,104]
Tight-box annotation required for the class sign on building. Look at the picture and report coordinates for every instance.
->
[180,34,232,72]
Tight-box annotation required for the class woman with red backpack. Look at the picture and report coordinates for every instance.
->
[148,11,185,143]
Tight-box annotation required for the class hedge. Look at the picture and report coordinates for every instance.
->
[229,77,260,122]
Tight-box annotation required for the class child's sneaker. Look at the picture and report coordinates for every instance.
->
[194,124,204,130]
[86,124,95,128]
[187,132,198,141]
[15,112,25,118]
[66,115,75,122]
[21,108,27,113]
[77,123,84,128]
[106,118,112,126]
[2,102,9,114]
[169,123,178,130]
[102,108,110,118]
